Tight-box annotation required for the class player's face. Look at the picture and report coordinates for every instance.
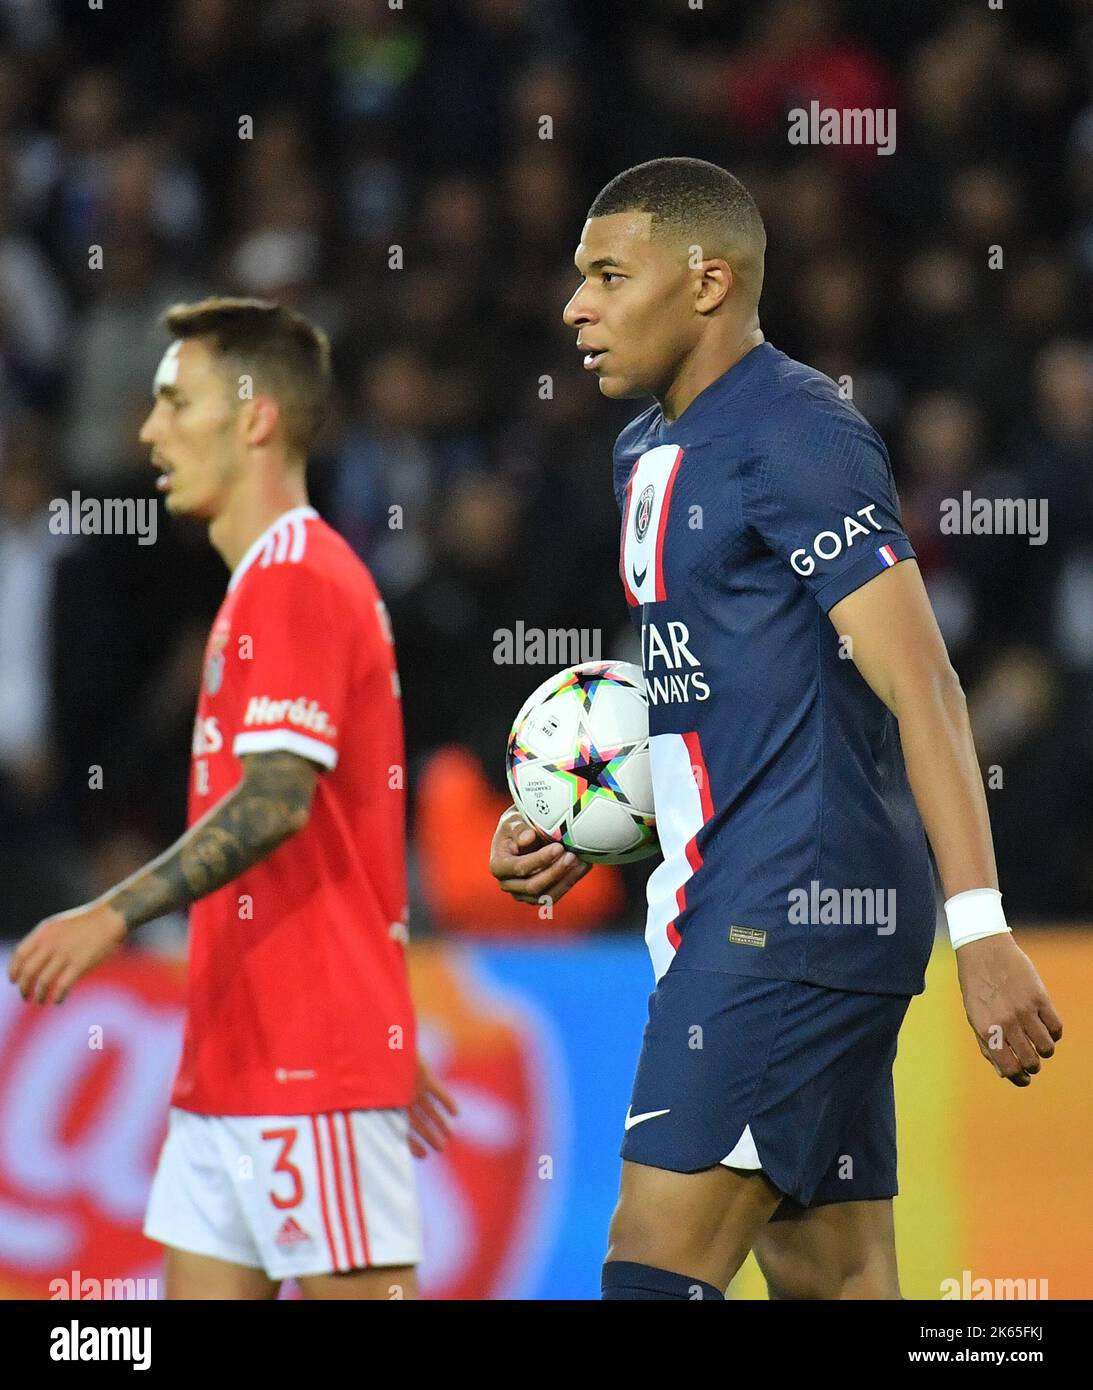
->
[563,212,697,400]
[139,339,242,520]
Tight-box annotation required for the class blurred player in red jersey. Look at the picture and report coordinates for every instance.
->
[8,297,454,1300]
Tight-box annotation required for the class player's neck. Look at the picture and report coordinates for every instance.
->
[660,324,765,423]
[208,474,311,574]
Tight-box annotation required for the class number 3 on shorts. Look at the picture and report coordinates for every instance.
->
[261,1127,304,1209]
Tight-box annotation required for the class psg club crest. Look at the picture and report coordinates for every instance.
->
[205,631,228,695]
[634,484,655,542]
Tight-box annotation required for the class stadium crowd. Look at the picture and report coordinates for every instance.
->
[1,0,1092,940]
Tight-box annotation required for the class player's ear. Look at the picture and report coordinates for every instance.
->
[242,393,282,448]
[695,259,732,315]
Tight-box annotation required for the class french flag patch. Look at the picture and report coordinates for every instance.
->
[877,544,898,568]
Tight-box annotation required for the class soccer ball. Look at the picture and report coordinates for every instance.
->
[506,660,658,864]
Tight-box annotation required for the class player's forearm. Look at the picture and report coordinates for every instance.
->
[891,669,999,898]
[104,763,312,930]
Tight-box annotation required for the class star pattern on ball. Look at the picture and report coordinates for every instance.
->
[551,664,622,714]
[545,731,633,809]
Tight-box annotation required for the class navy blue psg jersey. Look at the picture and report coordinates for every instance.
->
[613,341,936,996]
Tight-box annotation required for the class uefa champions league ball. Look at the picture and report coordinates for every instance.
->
[506,660,659,864]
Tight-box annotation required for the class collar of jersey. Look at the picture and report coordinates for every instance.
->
[227,505,319,592]
[657,340,773,437]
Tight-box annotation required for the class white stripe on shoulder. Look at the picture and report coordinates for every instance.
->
[289,513,308,562]
[228,506,319,591]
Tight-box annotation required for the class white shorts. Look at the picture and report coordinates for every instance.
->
[143,1107,421,1280]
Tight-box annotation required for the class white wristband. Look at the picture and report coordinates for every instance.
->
[944,887,1011,950]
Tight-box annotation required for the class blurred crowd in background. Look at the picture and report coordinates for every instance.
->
[2,0,1093,943]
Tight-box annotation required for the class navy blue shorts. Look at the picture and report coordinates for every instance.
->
[620,968,912,1210]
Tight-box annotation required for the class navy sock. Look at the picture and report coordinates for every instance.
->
[601,1260,725,1301]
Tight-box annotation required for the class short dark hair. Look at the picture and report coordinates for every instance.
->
[161,297,332,457]
[588,157,766,298]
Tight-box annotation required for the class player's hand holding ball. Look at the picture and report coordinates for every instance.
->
[492,660,659,908]
[489,806,592,905]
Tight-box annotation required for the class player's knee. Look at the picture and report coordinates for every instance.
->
[836,1264,901,1300]
[763,1251,899,1301]
[164,1248,275,1301]
[762,1253,829,1301]
[605,1196,659,1264]
[606,1193,705,1269]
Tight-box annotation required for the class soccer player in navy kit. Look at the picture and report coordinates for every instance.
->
[490,158,1064,1300]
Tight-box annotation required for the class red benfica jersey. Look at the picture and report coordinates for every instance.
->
[171,506,416,1115]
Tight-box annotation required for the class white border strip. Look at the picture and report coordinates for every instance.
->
[233,729,338,769]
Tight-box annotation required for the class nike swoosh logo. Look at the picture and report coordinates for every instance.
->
[632,565,647,587]
[624,1106,671,1131]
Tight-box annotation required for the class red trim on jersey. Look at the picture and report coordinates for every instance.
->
[686,730,714,823]
[619,463,640,608]
[310,1114,341,1270]
[342,1112,373,1268]
[325,1112,357,1270]
[665,731,713,948]
[653,447,684,601]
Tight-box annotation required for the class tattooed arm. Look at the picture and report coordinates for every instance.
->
[108,750,320,928]
[8,751,320,1004]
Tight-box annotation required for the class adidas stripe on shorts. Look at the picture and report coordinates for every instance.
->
[143,1106,422,1280]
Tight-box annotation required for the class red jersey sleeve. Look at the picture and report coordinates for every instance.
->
[229,563,354,771]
